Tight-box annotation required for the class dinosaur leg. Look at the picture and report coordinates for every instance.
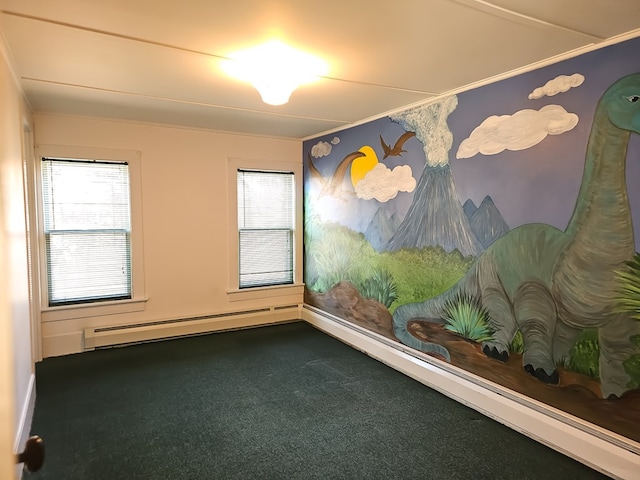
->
[551,320,582,366]
[598,314,640,399]
[480,284,517,363]
[513,281,559,385]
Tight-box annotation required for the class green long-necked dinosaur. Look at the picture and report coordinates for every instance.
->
[393,73,640,399]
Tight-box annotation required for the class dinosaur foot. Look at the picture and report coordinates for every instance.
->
[482,345,509,363]
[524,364,559,385]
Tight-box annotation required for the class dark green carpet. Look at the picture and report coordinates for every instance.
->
[27,321,609,479]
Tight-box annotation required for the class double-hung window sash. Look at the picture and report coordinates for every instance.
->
[42,158,132,306]
[237,169,294,288]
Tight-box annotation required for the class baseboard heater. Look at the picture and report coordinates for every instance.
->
[83,304,301,350]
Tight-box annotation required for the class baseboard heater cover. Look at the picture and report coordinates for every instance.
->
[84,304,301,350]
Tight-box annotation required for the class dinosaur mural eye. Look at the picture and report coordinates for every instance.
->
[625,95,640,103]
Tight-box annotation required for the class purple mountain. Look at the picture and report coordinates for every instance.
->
[366,207,401,251]
[466,195,510,250]
[463,198,478,219]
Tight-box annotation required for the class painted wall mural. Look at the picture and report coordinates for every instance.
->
[303,35,640,445]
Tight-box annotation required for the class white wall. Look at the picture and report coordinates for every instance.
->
[34,114,303,356]
[0,22,36,479]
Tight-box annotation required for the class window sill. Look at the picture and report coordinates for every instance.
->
[227,283,304,302]
[41,297,148,322]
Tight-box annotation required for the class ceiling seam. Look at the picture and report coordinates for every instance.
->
[448,0,605,41]
[21,77,354,124]
[0,10,229,59]
[1,10,438,96]
[320,76,438,95]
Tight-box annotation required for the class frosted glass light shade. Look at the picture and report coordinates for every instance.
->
[223,41,327,105]
[251,76,300,106]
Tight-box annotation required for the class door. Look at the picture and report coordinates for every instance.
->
[0,211,18,479]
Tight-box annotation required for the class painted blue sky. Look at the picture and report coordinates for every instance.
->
[304,35,640,251]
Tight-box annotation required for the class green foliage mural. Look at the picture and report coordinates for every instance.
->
[357,268,398,309]
[565,329,600,381]
[624,335,640,390]
[305,219,473,313]
[614,252,640,321]
[442,293,494,343]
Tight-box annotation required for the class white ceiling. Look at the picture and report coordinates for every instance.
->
[2,0,640,140]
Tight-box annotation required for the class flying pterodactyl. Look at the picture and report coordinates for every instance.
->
[307,150,365,199]
[379,131,416,159]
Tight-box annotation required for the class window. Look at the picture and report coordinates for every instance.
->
[237,169,294,288]
[41,158,132,306]
[36,145,146,321]
[227,157,302,301]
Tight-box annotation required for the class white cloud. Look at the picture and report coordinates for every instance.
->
[331,137,340,145]
[311,141,332,158]
[456,104,578,159]
[528,73,584,100]
[355,163,416,202]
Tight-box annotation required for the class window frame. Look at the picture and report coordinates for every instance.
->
[36,145,146,321]
[227,157,303,301]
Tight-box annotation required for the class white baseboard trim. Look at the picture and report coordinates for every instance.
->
[301,306,640,480]
[13,373,35,480]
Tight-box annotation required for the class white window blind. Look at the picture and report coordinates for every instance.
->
[237,169,294,288]
[42,158,132,306]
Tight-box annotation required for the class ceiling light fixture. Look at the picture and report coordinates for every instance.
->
[222,40,328,106]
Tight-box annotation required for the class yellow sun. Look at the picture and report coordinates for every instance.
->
[350,145,379,187]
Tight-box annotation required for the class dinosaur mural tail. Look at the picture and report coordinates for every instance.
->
[392,267,480,363]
